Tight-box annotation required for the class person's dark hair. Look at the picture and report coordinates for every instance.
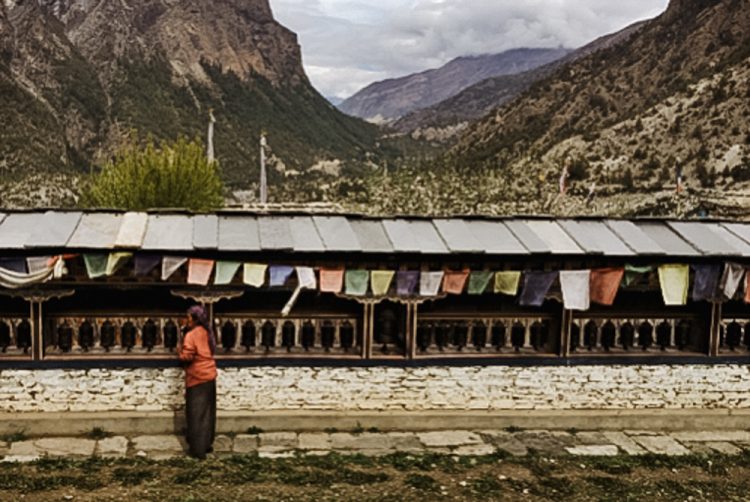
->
[187,305,216,355]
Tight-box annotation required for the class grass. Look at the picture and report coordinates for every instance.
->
[85,427,114,440]
[0,451,749,500]
[1,431,27,443]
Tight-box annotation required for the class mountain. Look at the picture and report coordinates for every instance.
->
[0,0,378,192]
[445,0,750,214]
[338,48,571,123]
[394,21,648,136]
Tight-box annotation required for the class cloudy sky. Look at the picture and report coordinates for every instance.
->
[271,0,669,100]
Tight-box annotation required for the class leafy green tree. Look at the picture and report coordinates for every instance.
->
[81,137,224,211]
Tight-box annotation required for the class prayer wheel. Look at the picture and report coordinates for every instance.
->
[511,322,525,352]
[726,321,742,351]
[16,320,31,354]
[78,320,95,352]
[282,321,295,352]
[375,307,400,347]
[452,321,468,351]
[0,322,10,353]
[57,322,74,353]
[121,321,137,352]
[416,322,432,352]
[620,322,635,351]
[530,321,548,351]
[339,321,354,351]
[676,320,691,351]
[744,322,750,350]
[321,321,335,352]
[163,320,179,351]
[584,321,598,351]
[261,321,276,350]
[638,321,653,351]
[491,322,506,351]
[656,321,671,351]
[100,320,116,352]
[471,322,487,351]
[241,321,256,351]
[569,322,580,352]
[141,319,158,352]
[601,321,616,352]
[434,322,449,350]
[221,321,237,352]
[301,321,315,351]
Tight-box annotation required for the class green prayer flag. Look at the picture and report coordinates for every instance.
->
[624,264,654,286]
[658,264,689,306]
[83,254,108,279]
[345,270,369,296]
[494,271,522,296]
[468,271,494,295]
[215,261,241,285]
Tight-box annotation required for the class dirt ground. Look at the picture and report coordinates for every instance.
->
[1,451,749,502]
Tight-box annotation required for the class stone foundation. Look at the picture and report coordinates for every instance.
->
[1,365,750,414]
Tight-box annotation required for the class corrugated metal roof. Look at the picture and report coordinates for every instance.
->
[559,220,634,256]
[636,222,700,256]
[350,220,394,253]
[1,211,749,259]
[67,213,123,249]
[27,211,82,248]
[518,220,584,255]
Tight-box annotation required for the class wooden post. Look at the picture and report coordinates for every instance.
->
[31,301,43,361]
[407,302,418,360]
[709,302,722,357]
[561,308,573,357]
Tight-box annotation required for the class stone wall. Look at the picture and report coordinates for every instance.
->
[1,365,749,413]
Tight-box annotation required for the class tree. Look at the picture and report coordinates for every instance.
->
[81,137,224,211]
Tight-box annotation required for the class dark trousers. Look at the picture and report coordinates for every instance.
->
[185,379,216,459]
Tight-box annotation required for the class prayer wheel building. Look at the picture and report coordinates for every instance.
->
[0,210,749,433]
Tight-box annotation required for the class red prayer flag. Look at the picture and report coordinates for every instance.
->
[590,268,624,306]
[320,268,345,293]
[443,269,470,295]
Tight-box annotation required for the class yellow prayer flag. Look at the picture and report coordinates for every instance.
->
[371,271,395,296]
[243,263,268,288]
[658,264,689,306]
[494,271,522,296]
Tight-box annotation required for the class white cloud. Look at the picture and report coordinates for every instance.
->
[271,0,670,99]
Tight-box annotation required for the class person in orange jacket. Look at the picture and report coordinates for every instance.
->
[178,305,218,459]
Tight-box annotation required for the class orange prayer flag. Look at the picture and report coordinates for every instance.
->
[320,268,345,293]
[590,268,625,306]
[443,269,470,295]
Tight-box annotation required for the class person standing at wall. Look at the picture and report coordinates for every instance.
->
[178,305,218,459]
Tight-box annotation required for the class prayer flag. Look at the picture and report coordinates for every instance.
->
[420,271,444,297]
[719,263,745,301]
[214,261,241,285]
[519,271,558,307]
[188,259,214,286]
[26,257,53,275]
[560,270,591,311]
[745,272,750,304]
[443,270,469,295]
[494,271,522,296]
[162,256,187,281]
[320,268,345,293]
[243,263,267,287]
[83,254,108,279]
[135,255,161,276]
[0,258,27,274]
[345,270,369,296]
[658,264,690,306]
[371,271,395,296]
[296,267,317,290]
[691,264,721,302]
[106,252,132,276]
[468,271,494,295]
[624,264,653,286]
[590,268,624,306]
[269,266,294,287]
[397,271,419,296]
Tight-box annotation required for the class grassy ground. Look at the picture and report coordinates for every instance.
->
[1,450,750,501]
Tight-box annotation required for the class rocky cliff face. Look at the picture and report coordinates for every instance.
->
[339,48,571,123]
[0,0,377,194]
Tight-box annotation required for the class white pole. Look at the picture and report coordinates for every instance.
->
[207,110,216,164]
[260,133,268,204]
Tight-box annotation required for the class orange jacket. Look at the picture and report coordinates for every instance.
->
[179,326,217,388]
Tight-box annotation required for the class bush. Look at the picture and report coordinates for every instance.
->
[81,136,224,211]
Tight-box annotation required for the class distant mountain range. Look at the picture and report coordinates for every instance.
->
[338,48,572,123]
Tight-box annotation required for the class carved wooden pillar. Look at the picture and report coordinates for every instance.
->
[709,302,722,357]
[561,308,573,357]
